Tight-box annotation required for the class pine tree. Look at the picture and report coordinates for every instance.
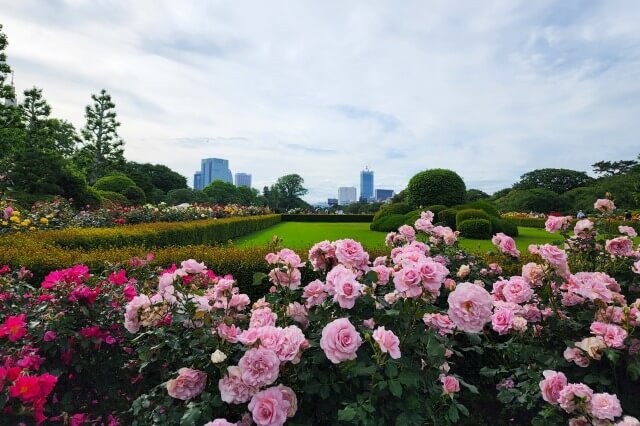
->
[20,87,51,149]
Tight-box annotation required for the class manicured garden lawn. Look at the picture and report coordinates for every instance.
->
[232,222,562,252]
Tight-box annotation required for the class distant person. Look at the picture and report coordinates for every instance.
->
[577,210,586,219]
[624,210,632,221]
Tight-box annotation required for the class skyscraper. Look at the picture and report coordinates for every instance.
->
[193,171,203,190]
[234,173,252,188]
[338,187,357,205]
[375,189,395,202]
[360,168,374,202]
[201,158,233,187]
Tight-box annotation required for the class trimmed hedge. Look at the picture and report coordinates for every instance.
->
[456,209,491,228]
[502,216,640,234]
[4,215,282,251]
[282,214,374,223]
[424,204,448,216]
[406,169,466,207]
[438,208,460,229]
[490,217,519,237]
[97,190,128,205]
[94,175,137,193]
[458,219,492,239]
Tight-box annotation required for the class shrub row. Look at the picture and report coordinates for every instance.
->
[502,216,640,233]
[281,214,374,222]
[3,215,282,251]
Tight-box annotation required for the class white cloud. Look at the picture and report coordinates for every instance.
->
[3,0,640,202]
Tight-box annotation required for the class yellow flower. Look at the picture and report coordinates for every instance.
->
[39,217,49,225]
[9,216,20,223]
[29,227,36,231]
[11,210,20,216]
[1,220,7,226]
[21,220,30,227]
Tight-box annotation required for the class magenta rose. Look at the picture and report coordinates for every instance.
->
[590,392,622,420]
[372,326,401,359]
[538,370,567,404]
[319,318,363,363]
[238,348,280,387]
[248,386,290,426]
[447,283,493,333]
[166,368,207,400]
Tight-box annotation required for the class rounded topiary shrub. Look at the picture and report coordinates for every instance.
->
[490,217,519,237]
[458,218,492,239]
[371,203,414,230]
[455,209,490,228]
[122,186,146,204]
[465,200,500,217]
[372,214,408,232]
[94,174,137,194]
[424,204,448,216]
[406,169,466,208]
[97,190,128,205]
[437,208,459,229]
[404,209,422,225]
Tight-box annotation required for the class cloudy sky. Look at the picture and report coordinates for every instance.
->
[3,1,640,203]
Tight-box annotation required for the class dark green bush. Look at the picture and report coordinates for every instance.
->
[490,217,519,237]
[455,209,491,228]
[97,190,128,205]
[166,188,197,205]
[494,189,565,214]
[424,204,448,216]
[122,186,146,204]
[465,200,500,217]
[370,214,407,232]
[282,214,373,222]
[403,210,422,225]
[406,169,466,207]
[437,208,460,229]
[94,175,137,194]
[371,203,414,230]
[458,219,492,239]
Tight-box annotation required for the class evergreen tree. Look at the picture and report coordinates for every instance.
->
[80,89,125,184]
[20,87,51,149]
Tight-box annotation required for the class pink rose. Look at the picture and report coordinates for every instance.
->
[539,370,567,404]
[319,318,363,364]
[545,216,571,233]
[574,219,594,238]
[238,348,280,387]
[447,282,493,333]
[180,259,207,274]
[286,302,308,328]
[419,259,449,296]
[276,248,304,268]
[558,383,593,413]
[617,416,640,426]
[166,368,207,400]
[371,265,392,285]
[590,392,622,420]
[326,264,356,295]
[277,385,298,418]
[492,233,520,257]
[602,324,628,349]
[618,225,637,238]
[502,276,534,304]
[43,331,57,342]
[440,375,460,395]
[124,294,152,333]
[491,307,515,335]
[363,318,375,329]
[393,265,423,298]
[274,326,307,363]
[633,260,640,275]
[605,237,633,257]
[563,347,590,367]
[248,386,290,426]
[372,326,401,359]
[398,225,416,242]
[538,244,567,266]
[268,268,302,289]
[249,307,277,328]
[334,239,369,270]
[423,313,456,335]
[217,323,242,343]
[308,241,336,271]
[219,366,258,404]
[522,263,544,286]
[594,198,616,212]
[333,270,363,309]
[204,420,236,426]
[302,280,327,307]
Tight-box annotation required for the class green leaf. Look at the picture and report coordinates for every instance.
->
[385,362,398,378]
[448,404,459,423]
[456,403,469,417]
[363,270,379,283]
[385,309,400,317]
[180,406,201,426]
[337,406,357,422]
[388,379,403,397]
[252,272,268,286]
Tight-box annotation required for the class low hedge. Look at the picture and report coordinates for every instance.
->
[3,215,282,251]
[455,209,491,228]
[502,216,640,233]
[438,208,460,229]
[424,204,448,216]
[490,217,519,237]
[458,218,492,239]
[281,214,374,222]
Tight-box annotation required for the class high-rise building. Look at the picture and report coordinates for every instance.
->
[360,168,374,202]
[234,173,252,188]
[193,171,203,190]
[375,189,395,202]
[201,158,232,186]
[338,187,357,205]
[327,198,338,207]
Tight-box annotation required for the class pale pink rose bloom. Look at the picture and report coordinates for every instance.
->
[590,321,609,336]
[602,324,628,349]
[384,291,400,304]
[591,393,623,421]
[319,318,363,364]
[158,272,175,292]
[204,420,236,426]
[616,416,640,426]
[594,198,616,212]
[572,272,616,304]
[538,244,568,266]
[124,294,152,333]
[447,282,493,333]
[277,385,298,418]
[574,219,594,238]
[372,326,401,359]
[268,267,302,289]
[308,241,336,271]
[415,218,434,233]
[558,383,593,414]
[264,253,279,264]
[334,239,369,270]
[491,307,515,335]
[286,302,308,328]
[522,304,542,322]
[180,259,207,274]
[275,326,307,364]
[248,387,290,426]
[419,260,449,296]
[528,244,540,255]
[512,316,528,332]
[443,278,456,291]
[333,271,363,309]
[373,256,388,266]
[219,366,258,404]
[398,224,416,242]
[522,263,544,286]
[568,417,589,426]
[618,225,637,238]
[254,326,284,353]
[326,264,357,295]
[564,347,590,367]
[217,323,242,343]
[238,348,280,387]
[575,336,606,360]
[440,375,460,395]
[423,313,456,335]
[456,264,471,279]
[420,210,435,221]
[538,370,567,404]
[605,237,634,257]
[237,327,261,346]
[501,276,534,304]
[166,368,207,400]
[229,294,251,311]
[363,318,375,329]
[302,280,328,307]
[371,265,392,285]
[249,307,277,328]
[633,260,640,274]
[276,248,304,268]
[393,265,423,298]
[545,216,571,233]
[499,236,520,257]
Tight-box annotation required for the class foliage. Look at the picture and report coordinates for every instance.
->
[513,168,594,194]
[97,190,128,205]
[123,185,147,204]
[424,204,449,216]
[370,203,413,231]
[438,208,460,229]
[592,159,639,177]
[457,218,492,239]
[464,200,501,218]
[344,201,383,214]
[406,169,466,208]
[455,209,491,228]
[93,174,137,194]
[489,217,519,238]
[466,189,490,202]
[494,189,565,214]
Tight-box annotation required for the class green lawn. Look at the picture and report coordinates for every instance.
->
[231,222,562,252]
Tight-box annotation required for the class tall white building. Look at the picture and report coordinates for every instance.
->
[234,173,252,187]
[338,187,357,205]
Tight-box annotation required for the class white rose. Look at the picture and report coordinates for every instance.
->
[210,349,227,364]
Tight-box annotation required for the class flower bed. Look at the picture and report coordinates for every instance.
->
[1,199,639,425]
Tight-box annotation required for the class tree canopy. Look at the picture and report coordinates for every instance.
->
[512,168,593,194]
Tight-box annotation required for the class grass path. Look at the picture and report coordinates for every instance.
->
[232,222,562,252]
